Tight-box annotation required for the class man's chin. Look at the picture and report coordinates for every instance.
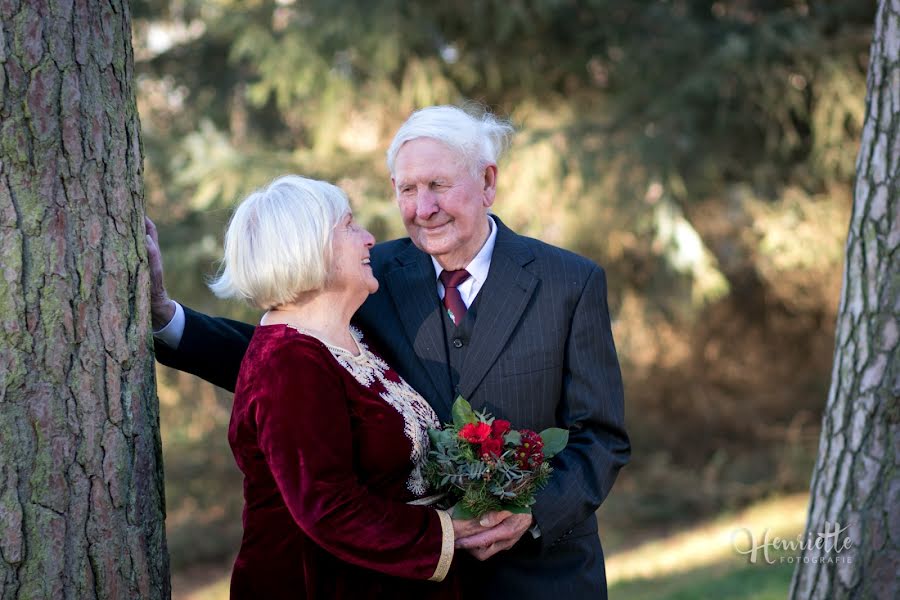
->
[412,236,450,257]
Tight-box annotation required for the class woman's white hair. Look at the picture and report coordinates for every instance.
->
[208,175,350,309]
[386,105,514,177]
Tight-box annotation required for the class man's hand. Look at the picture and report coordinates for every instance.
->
[455,511,533,561]
[145,217,176,331]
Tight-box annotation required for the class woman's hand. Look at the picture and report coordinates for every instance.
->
[455,511,533,560]
[450,515,490,540]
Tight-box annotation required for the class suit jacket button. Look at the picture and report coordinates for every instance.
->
[452,338,464,348]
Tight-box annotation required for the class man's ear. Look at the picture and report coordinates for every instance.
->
[482,165,498,208]
[390,177,399,201]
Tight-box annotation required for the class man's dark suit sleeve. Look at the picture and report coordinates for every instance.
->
[531,266,630,549]
[154,306,256,393]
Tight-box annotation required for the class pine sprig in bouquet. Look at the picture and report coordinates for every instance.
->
[424,397,569,519]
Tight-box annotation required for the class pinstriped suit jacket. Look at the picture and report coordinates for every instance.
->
[356,216,629,598]
[155,216,629,599]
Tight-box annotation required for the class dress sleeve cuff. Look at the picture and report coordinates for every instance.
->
[428,509,454,582]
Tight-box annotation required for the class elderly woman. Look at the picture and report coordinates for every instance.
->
[208,175,473,599]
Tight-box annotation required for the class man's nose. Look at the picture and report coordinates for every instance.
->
[415,191,439,220]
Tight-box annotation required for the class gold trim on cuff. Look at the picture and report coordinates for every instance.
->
[428,509,454,582]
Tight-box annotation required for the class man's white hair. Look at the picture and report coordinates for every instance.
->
[209,175,350,309]
[386,105,515,176]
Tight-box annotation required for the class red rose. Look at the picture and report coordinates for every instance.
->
[490,419,511,439]
[459,422,491,444]
[480,437,504,458]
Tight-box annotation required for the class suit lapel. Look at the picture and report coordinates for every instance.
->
[382,244,454,417]
[458,220,537,403]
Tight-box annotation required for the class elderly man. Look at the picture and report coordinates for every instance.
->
[151,106,629,599]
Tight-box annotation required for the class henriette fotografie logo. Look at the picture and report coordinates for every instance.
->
[731,521,854,565]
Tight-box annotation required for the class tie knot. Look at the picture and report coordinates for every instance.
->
[439,269,470,289]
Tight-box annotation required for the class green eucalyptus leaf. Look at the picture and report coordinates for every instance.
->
[539,428,569,457]
[428,428,443,447]
[504,431,522,445]
[451,396,477,428]
[502,505,533,515]
[451,503,476,520]
[435,429,455,448]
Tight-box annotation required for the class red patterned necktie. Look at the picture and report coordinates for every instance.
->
[439,269,471,326]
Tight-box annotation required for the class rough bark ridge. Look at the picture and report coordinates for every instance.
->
[0,1,169,598]
[789,1,899,598]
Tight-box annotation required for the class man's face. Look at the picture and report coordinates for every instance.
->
[391,138,496,270]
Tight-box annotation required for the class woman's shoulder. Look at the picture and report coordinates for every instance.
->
[243,324,337,374]
[235,325,349,409]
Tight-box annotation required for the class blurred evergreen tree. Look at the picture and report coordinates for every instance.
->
[133,0,872,316]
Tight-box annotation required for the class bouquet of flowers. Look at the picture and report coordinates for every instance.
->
[423,397,568,519]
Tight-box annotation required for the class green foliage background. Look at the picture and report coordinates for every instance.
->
[131,0,874,572]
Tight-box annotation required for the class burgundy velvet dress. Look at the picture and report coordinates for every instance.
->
[227,324,458,599]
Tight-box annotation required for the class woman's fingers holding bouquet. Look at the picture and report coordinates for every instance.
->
[467,543,507,562]
[477,510,512,528]
[455,512,533,559]
[450,516,491,539]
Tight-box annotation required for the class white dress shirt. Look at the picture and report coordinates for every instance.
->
[154,300,186,348]
[431,216,497,308]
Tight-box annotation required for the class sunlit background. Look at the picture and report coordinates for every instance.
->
[130,1,875,598]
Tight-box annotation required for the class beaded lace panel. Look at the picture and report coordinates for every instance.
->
[288,326,440,496]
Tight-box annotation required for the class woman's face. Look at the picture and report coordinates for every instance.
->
[328,211,378,298]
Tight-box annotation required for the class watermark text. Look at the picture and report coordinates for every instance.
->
[731,522,853,565]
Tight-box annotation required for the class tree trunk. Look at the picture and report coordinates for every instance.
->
[789,1,899,599]
[0,1,169,599]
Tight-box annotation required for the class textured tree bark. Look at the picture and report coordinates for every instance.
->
[0,1,169,599]
[789,1,899,599]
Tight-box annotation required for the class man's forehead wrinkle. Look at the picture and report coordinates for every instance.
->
[395,168,454,187]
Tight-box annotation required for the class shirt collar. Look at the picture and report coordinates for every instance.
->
[431,215,497,283]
